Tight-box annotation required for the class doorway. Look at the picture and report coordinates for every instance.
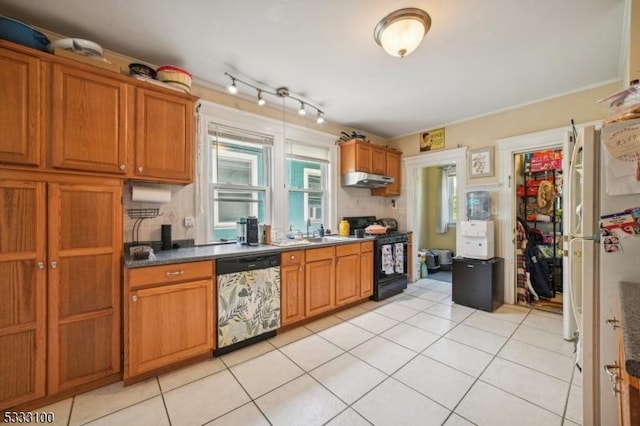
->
[496,126,574,340]
[415,165,457,283]
[513,149,564,314]
[405,148,467,283]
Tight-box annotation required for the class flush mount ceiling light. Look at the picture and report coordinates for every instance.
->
[374,8,431,58]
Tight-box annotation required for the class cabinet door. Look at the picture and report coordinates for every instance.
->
[371,149,402,197]
[47,182,122,394]
[0,49,41,167]
[50,64,130,174]
[305,259,335,316]
[134,88,194,183]
[281,264,305,326]
[360,250,374,297]
[0,181,46,410]
[371,146,386,175]
[335,254,359,306]
[127,279,214,378]
[355,143,372,173]
[384,150,401,196]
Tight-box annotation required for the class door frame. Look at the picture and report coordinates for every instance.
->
[496,127,570,304]
[404,147,467,282]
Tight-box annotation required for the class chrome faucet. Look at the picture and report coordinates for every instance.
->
[306,218,311,237]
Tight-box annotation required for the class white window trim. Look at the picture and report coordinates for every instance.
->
[194,101,337,245]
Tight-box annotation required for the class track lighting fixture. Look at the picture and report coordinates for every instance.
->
[224,72,325,124]
[227,77,238,94]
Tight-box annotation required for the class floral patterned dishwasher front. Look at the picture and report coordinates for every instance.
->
[217,265,281,350]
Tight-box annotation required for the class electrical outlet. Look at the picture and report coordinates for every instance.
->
[184,216,195,228]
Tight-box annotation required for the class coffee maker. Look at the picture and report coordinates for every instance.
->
[237,216,259,246]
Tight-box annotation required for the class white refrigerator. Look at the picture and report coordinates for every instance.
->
[567,119,640,425]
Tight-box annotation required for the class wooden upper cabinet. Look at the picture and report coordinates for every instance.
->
[134,88,195,183]
[371,145,386,175]
[0,180,47,410]
[50,64,131,174]
[47,182,122,394]
[371,149,402,197]
[340,140,372,174]
[0,48,41,167]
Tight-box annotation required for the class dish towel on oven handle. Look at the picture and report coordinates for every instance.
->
[381,244,395,275]
[394,242,404,273]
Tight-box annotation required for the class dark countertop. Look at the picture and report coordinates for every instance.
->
[619,281,640,378]
[124,235,376,268]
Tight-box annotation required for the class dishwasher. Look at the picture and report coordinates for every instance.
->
[215,253,281,355]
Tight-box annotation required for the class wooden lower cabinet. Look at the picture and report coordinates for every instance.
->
[47,182,122,394]
[0,174,122,410]
[0,180,47,410]
[360,242,374,297]
[305,247,335,317]
[280,251,305,326]
[124,261,215,381]
[617,329,640,425]
[335,244,360,306]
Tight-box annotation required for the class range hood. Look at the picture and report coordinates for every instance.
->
[341,172,394,188]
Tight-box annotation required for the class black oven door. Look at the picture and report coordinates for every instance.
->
[374,240,408,300]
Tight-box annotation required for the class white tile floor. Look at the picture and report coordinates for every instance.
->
[41,278,582,426]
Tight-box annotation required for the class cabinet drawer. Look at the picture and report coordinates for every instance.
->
[305,246,335,262]
[336,243,360,257]
[127,261,213,289]
[281,250,305,267]
[360,241,374,252]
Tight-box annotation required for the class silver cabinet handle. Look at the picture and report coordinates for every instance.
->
[165,270,185,277]
[37,262,45,270]
[131,295,138,302]
[119,164,126,171]
[604,364,621,396]
[299,267,303,272]
[50,261,58,269]
[604,364,620,381]
[605,317,620,329]
[137,166,144,173]
[290,255,295,260]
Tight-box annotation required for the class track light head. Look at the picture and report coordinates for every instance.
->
[316,111,325,124]
[298,101,306,116]
[228,78,238,94]
[257,90,266,106]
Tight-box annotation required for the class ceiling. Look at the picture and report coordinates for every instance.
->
[0,0,627,139]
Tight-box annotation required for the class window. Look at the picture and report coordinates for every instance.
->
[209,125,272,242]
[437,166,457,233]
[446,170,457,224]
[286,141,329,232]
[194,101,336,245]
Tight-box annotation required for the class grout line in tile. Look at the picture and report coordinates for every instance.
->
[155,377,172,426]
[75,394,162,426]
[66,396,75,426]
[560,363,578,424]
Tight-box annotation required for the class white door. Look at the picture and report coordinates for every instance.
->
[562,131,575,340]
[567,125,598,426]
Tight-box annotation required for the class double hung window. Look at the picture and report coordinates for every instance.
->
[208,125,272,242]
[285,141,329,232]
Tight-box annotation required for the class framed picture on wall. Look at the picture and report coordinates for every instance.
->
[420,128,445,152]
[469,147,494,178]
